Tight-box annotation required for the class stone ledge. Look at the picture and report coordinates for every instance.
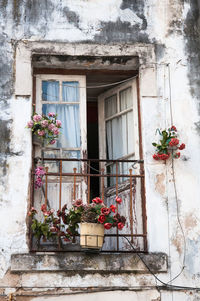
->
[11,252,167,273]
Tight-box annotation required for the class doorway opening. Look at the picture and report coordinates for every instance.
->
[85,70,138,199]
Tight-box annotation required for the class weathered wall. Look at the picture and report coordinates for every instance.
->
[1,0,200,300]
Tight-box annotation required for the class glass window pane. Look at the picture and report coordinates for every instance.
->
[119,87,132,111]
[42,81,59,101]
[42,104,80,148]
[62,81,79,102]
[42,149,60,173]
[105,94,117,118]
[62,150,81,173]
[127,111,134,154]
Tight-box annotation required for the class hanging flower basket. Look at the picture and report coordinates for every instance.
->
[26,112,62,145]
[152,126,185,161]
[80,223,104,250]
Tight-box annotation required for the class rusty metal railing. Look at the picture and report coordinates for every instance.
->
[30,158,147,253]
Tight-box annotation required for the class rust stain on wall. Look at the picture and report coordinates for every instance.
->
[184,213,197,231]
[155,173,165,195]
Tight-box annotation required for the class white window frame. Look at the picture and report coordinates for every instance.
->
[35,74,87,159]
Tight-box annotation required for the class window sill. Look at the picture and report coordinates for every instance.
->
[11,252,167,273]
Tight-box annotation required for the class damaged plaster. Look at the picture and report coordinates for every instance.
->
[0,0,200,300]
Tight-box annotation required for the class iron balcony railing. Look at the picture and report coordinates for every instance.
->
[30,158,147,253]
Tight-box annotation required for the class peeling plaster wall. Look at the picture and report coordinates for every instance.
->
[0,0,200,300]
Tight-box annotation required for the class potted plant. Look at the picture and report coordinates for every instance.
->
[28,196,126,251]
[26,112,62,146]
[152,125,185,161]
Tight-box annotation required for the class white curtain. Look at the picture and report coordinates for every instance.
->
[42,81,80,149]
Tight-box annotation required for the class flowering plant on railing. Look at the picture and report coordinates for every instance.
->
[34,166,46,189]
[58,197,126,241]
[28,196,126,243]
[27,112,62,145]
[152,126,185,161]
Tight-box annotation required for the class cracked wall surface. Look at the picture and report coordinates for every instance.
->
[0,0,200,300]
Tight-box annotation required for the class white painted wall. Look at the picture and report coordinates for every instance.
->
[0,0,200,300]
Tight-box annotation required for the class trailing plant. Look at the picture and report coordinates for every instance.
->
[27,112,62,145]
[152,126,185,161]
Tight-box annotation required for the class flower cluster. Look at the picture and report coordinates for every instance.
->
[29,196,126,243]
[28,205,61,241]
[152,126,185,161]
[27,112,62,145]
[78,196,125,231]
[34,166,46,189]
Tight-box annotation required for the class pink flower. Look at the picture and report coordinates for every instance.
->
[41,120,49,128]
[48,124,55,131]
[27,120,34,128]
[37,130,45,136]
[33,115,42,122]
[53,127,59,135]
[41,204,47,212]
[35,166,45,176]
[56,120,62,127]
[50,139,56,144]
[74,199,83,207]
[48,112,56,117]
[50,227,57,232]
[116,197,122,204]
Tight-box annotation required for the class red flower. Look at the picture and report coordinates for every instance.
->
[169,138,179,147]
[101,207,110,215]
[92,197,103,204]
[41,204,47,212]
[98,214,106,224]
[116,197,122,204]
[104,223,112,230]
[158,153,170,160]
[179,143,185,150]
[110,204,116,213]
[117,222,125,230]
[171,126,177,131]
[174,152,180,159]
[153,154,160,160]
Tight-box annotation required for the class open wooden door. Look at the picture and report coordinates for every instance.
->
[98,78,144,251]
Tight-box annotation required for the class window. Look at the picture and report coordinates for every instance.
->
[32,70,146,252]
[35,75,87,173]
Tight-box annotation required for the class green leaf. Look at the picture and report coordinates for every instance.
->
[152,143,157,147]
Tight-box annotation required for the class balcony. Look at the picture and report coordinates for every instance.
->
[30,158,147,253]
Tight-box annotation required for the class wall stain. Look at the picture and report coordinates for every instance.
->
[155,173,165,195]
[184,0,200,116]
[184,213,197,231]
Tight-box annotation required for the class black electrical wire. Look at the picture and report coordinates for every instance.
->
[123,236,200,291]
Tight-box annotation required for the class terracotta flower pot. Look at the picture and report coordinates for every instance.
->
[80,223,104,250]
